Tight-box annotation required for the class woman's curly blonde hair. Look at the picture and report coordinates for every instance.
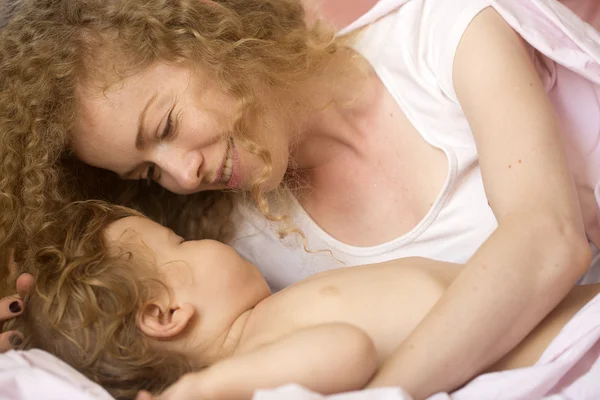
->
[8,200,193,400]
[0,0,360,279]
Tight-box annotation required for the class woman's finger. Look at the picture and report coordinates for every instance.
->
[15,273,34,299]
[0,296,23,322]
[137,391,154,400]
[0,330,23,352]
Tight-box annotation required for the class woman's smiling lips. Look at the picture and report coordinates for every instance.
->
[226,143,242,189]
[212,138,233,185]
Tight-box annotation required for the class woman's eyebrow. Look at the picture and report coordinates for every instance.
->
[136,91,159,150]
[119,92,160,179]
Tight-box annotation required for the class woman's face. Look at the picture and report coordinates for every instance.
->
[73,62,290,194]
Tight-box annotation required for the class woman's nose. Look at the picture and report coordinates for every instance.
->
[157,148,203,191]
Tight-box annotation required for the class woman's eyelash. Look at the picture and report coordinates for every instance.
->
[144,112,174,185]
[160,112,174,139]
[143,110,176,185]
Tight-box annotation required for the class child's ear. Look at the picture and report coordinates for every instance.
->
[137,300,195,339]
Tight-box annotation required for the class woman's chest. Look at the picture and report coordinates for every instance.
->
[232,155,497,289]
[297,87,449,247]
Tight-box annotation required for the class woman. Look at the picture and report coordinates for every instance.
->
[0,0,598,397]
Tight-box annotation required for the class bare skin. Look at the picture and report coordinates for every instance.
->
[103,216,596,400]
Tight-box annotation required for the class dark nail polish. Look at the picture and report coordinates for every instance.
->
[9,335,22,347]
[9,301,21,313]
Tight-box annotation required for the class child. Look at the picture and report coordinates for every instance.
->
[11,201,600,400]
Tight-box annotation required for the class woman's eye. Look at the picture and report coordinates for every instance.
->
[160,113,173,140]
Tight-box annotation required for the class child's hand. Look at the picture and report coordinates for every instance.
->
[137,373,209,400]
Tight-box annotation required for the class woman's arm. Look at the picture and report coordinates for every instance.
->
[368,8,591,398]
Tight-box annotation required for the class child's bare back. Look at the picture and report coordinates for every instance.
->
[235,255,597,373]
[241,258,460,365]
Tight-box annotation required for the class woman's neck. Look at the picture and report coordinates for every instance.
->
[292,65,379,170]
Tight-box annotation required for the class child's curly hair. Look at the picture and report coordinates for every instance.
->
[0,0,360,279]
[8,200,193,400]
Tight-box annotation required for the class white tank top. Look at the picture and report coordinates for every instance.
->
[230,0,600,291]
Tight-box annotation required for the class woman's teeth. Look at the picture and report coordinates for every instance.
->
[221,147,233,184]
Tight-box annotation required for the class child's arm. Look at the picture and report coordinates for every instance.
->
[148,323,377,400]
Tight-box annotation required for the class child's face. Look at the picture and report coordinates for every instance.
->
[104,216,271,335]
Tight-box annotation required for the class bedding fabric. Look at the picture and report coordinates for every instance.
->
[0,349,113,400]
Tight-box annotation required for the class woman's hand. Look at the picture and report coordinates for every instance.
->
[0,273,34,352]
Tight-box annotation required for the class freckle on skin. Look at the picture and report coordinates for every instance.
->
[320,285,340,296]
[509,165,512,168]
[518,160,522,164]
